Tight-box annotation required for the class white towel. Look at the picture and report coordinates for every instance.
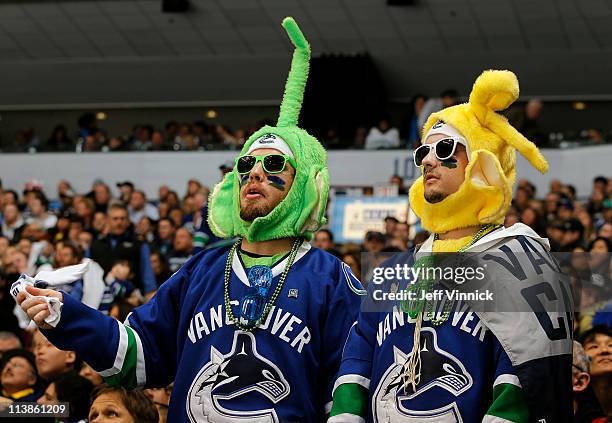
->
[10,260,90,328]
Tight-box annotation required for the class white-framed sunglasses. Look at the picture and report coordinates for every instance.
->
[413,137,469,167]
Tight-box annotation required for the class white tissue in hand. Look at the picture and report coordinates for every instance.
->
[10,260,89,328]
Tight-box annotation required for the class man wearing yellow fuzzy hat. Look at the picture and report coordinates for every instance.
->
[330,70,572,422]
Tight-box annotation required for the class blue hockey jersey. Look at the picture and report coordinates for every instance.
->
[42,241,364,422]
[331,224,573,423]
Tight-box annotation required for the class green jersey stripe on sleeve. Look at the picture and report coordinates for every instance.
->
[329,383,368,419]
[485,383,529,423]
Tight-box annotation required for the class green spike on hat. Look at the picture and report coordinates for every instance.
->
[207,17,329,242]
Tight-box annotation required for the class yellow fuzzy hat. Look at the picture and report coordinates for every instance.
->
[409,70,549,234]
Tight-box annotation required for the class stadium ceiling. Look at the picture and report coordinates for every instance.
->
[0,0,611,107]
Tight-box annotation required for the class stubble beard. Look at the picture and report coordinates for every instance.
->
[239,201,273,221]
[424,189,446,204]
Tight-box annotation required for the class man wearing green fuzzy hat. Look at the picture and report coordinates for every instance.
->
[16,17,364,422]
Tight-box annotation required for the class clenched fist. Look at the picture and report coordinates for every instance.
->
[16,286,63,330]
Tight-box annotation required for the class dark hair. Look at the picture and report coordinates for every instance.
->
[158,217,176,228]
[580,324,612,346]
[589,237,611,252]
[55,371,94,420]
[316,229,334,242]
[61,241,84,262]
[594,176,608,185]
[90,385,158,423]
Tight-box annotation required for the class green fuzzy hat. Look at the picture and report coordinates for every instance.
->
[207,17,329,243]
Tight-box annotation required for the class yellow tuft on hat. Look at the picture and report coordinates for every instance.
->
[409,70,549,234]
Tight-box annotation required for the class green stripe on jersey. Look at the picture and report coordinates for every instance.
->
[103,326,138,389]
[486,383,529,423]
[330,383,368,418]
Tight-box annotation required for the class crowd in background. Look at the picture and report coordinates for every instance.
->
[5,96,612,154]
[0,167,610,421]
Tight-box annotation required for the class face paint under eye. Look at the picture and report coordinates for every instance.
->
[266,175,286,191]
[440,157,458,169]
[239,174,249,186]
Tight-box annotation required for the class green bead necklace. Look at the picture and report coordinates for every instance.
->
[223,237,303,332]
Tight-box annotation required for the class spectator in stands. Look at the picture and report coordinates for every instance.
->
[150,252,171,288]
[136,217,155,244]
[417,89,459,130]
[521,207,545,236]
[167,227,192,273]
[132,125,154,151]
[89,385,158,423]
[598,222,612,240]
[0,349,41,402]
[128,191,159,225]
[581,325,612,419]
[390,221,411,251]
[544,192,560,221]
[173,123,194,150]
[1,204,24,242]
[383,216,399,238]
[116,181,134,205]
[90,203,156,294]
[91,183,112,214]
[168,208,184,229]
[153,218,175,258]
[164,120,179,145]
[313,229,340,257]
[562,218,586,251]
[38,371,93,422]
[74,196,95,231]
[26,193,57,230]
[45,124,73,152]
[546,220,564,251]
[32,330,79,382]
[193,120,212,148]
[0,332,21,357]
[512,187,531,213]
[108,136,128,152]
[507,99,545,147]
[150,130,167,151]
[389,174,408,195]
[365,117,400,150]
[363,231,386,253]
[43,242,84,301]
[572,341,606,422]
[589,237,611,277]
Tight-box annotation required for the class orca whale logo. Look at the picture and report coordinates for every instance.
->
[257,134,277,144]
[187,331,290,423]
[373,327,472,422]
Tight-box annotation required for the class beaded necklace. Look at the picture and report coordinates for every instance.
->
[402,223,499,326]
[223,237,303,332]
[400,223,500,393]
